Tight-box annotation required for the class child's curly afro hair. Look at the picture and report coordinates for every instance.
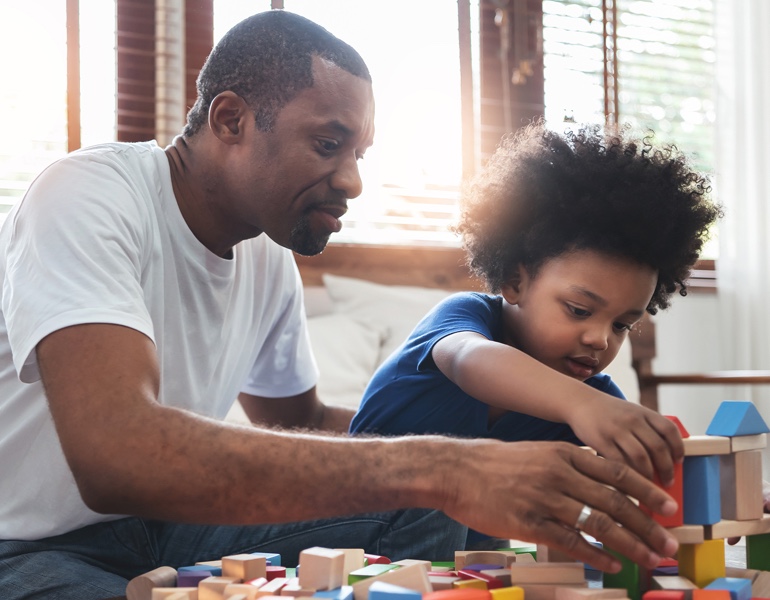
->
[455,121,722,314]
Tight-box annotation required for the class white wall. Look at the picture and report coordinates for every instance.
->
[653,292,770,478]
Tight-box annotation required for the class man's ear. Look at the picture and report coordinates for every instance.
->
[208,91,250,143]
[500,264,527,305]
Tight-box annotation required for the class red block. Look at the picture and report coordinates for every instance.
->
[458,570,503,589]
[643,592,685,600]
[265,566,287,580]
[665,415,690,438]
[643,460,684,527]
[365,553,392,565]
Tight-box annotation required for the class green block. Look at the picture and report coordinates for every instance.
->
[602,549,641,600]
[747,532,770,571]
[431,561,455,570]
[348,563,398,584]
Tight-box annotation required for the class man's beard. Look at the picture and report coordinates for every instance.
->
[289,214,331,256]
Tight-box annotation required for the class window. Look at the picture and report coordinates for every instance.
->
[0,0,116,219]
[541,0,717,261]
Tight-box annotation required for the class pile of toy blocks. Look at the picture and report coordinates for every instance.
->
[125,401,770,600]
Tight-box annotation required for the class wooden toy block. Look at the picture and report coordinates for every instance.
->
[480,569,512,587]
[351,564,431,600]
[684,455,721,525]
[423,589,492,600]
[199,576,242,600]
[683,436,731,457]
[369,581,424,600]
[513,552,535,565]
[751,570,770,598]
[603,549,644,600]
[281,577,316,597]
[464,564,506,572]
[707,515,770,539]
[223,583,263,600]
[704,578,753,600]
[516,583,587,600]
[746,532,770,571]
[255,577,288,597]
[298,547,345,591]
[429,575,463,590]
[251,553,282,567]
[668,526,705,544]
[150,589,198,600]
[642,591,686,600]
[430,567,454,574]
[706,402,770,437]
[127,566,179,600]
[650,576,697,594]
[179,570,216,588]
[722,569,759,584]
[666,416,690,438]
[731,434,767,452]
[465,552,517,568]
[554,588,627,600]
[453,579,489,591]
[691,591,731,600]
[392,560,432,572]
[535,545,579,564]
[508,563,585,585]
[182,565,223,577]
[244,578,268,589]
[365,554,392,565]
[678,540,725,588]
[458,570,504,589]
[489,586,525,600]
[226,595,248,600]
[312,586,354,600]
[223,555,268,582]
[267,567,288,580]
[334,549,366,579]
[348,564,398,584]
[643,461,684,528]
[720,450,764,521]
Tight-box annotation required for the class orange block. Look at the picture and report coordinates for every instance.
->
[424,590,492,600]
[692,591,731,600]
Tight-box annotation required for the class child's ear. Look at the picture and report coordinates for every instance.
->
[500,265,526,305]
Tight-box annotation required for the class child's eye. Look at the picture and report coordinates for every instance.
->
[567,305,590,318]
[613,321,633,332]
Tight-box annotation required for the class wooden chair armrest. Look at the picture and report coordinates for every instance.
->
[639,370,770,386]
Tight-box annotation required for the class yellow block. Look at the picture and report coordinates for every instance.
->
[678,539,725,588]
[490,586,525,600]
[454,579,488,590]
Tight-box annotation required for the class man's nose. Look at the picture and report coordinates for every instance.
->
[331,155,363,199]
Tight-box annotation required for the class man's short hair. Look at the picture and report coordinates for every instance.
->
[184,10,371,137]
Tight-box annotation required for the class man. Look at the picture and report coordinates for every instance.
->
[0,10,679,600]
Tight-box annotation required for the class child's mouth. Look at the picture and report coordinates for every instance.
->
[565,357,596,379]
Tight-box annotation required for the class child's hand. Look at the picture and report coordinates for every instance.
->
[567,394,684,485]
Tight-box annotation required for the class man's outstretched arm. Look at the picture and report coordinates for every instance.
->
[39,322,678,573]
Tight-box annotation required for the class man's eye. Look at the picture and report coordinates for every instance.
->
[317,139,340,154]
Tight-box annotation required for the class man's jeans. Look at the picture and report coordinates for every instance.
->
[0,509,467,600]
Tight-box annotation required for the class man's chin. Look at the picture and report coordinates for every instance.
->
[290,234,331,257]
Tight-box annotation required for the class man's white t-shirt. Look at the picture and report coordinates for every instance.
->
[0,141,318,540]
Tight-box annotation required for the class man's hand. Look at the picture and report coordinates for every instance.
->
[567,396,684,486]
[438,440,680,573]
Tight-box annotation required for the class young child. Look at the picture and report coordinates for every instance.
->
[350,123,721,541]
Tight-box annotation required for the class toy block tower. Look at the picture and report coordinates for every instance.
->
[706,401,768,522]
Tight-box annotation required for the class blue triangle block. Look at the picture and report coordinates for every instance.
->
[706,401,770,436]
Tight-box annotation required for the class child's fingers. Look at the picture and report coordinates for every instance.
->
[616,434,655,481]
[648,414,685,463]
[632,425,676,486]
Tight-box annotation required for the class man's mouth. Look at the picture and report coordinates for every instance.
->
[311,203,347,233]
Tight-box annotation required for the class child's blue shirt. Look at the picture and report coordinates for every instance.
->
[350,292,625,442]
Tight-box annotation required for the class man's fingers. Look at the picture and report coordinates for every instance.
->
[569,449,679,560]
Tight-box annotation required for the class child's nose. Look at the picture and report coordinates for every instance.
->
[582,324,609,351]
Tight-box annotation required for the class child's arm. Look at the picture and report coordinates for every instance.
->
[433,331,684,485]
